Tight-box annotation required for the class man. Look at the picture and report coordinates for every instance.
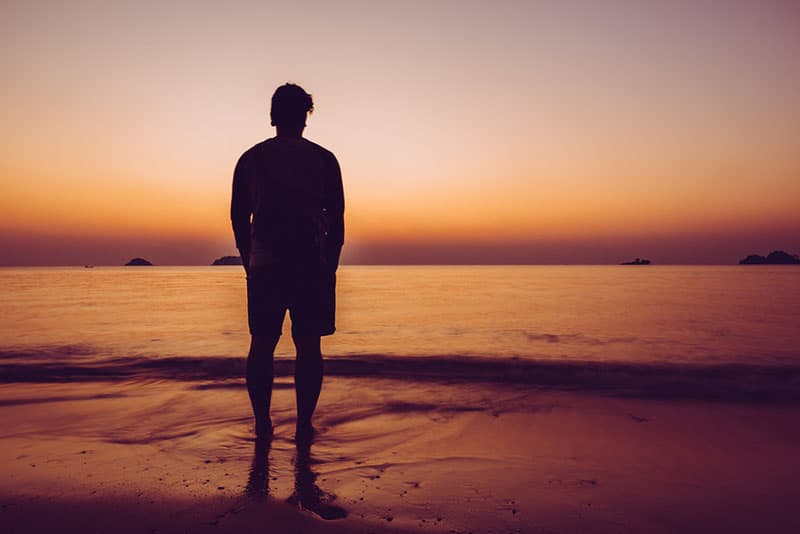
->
[231,83,344,440]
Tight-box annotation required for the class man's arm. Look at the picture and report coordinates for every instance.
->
[324,153,344,270]
[230,153,252,272]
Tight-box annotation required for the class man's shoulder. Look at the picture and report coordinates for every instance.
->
[238,138,276,162]
[237,137,338,169]
[300,138,338,163]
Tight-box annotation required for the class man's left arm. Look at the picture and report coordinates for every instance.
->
[230,154,252,272]
[324,153,344,270]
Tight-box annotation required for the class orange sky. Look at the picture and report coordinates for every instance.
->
[1,0,799,265]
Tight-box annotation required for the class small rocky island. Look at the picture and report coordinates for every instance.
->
[621,258,651,265]
[739,250,800,265]
[125,258,153,266]
[212,255,242,266]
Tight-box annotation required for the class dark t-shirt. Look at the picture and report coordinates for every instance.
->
[231,136,344,269]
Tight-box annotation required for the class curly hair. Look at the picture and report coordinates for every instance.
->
[270,83,314,129]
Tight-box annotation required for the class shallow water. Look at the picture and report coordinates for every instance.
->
[4,376,800,533]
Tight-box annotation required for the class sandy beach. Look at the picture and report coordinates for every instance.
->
[3,374,800,533]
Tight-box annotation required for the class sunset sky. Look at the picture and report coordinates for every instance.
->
[2,0,798,265]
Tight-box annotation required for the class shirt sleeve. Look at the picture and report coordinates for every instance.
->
[230,153,252,254]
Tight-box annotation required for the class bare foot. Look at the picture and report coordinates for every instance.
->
[255,417,273,439]
[295,422,315,444]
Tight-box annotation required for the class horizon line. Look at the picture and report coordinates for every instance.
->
[0,262,790,268]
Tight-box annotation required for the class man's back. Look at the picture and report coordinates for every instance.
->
[232,136,344,268]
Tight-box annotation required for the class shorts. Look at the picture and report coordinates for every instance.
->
[246,263,336,338]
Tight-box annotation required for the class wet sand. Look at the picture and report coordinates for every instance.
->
[2,377,800,533]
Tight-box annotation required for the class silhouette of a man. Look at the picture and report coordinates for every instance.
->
[231,83,344,439]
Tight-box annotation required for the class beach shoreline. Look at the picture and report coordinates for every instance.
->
[3,376,800,533]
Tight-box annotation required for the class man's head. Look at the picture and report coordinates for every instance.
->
[270,83,314,132]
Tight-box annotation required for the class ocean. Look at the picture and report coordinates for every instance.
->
[2,265,800,532]
[1,265,799,394]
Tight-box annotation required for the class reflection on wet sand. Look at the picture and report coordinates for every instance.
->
[245,433,347,520]
[291,433,348,520]
[245,437,270,497]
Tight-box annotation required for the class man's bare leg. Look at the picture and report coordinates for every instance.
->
[293,334,323,437]
[246,334,279,437]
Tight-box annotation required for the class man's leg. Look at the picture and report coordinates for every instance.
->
[293,333,323,433]
[247,334,280,437]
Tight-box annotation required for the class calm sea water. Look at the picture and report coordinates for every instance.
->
[1,265,798,366]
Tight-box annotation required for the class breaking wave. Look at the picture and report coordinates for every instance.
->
[2,347,800,403]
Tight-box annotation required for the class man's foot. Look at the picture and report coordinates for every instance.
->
[295,421,316,444]
[255,417,273,439]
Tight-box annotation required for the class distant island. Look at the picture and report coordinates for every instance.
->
[621,258,651,265]
[739,250,800,265]
[212,255,243,266]
[125,258,153,266]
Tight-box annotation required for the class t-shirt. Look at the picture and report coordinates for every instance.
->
[231,136,344,268]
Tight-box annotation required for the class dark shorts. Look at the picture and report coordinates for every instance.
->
[246,263,336,338]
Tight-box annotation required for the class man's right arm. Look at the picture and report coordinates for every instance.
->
[230,153,252,272]
[324,152,344,270]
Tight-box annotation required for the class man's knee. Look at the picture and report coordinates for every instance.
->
[292,334,321,362]
[250,334,280,357]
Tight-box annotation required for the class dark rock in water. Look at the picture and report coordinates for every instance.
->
[125,258,153,266]
[765,250,800,264]
[739,254,767,265]
[621,258,651,265]
[212,255,243,266]
[739,250,800,265]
